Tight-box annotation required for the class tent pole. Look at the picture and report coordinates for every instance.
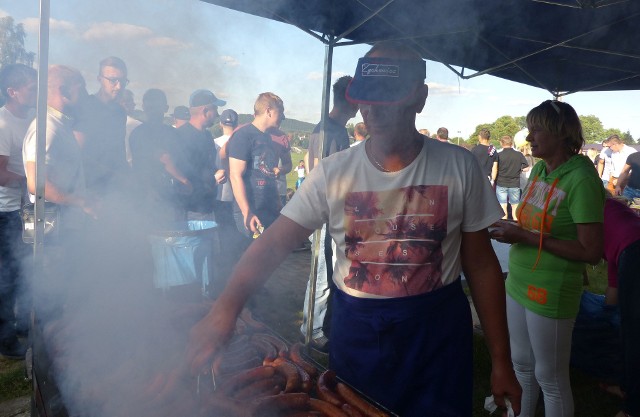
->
[33,0,50,270]
[303,36,334,349]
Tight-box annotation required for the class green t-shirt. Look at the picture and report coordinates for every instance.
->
[506,154,604,318]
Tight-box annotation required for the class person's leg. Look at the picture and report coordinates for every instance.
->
[508,187,521,221]
[526,308,575,417]
[300,225,330,344]
[507,295,541,417]
[0,211,23,348]
[496,186,508,219]
[618,239,640,416]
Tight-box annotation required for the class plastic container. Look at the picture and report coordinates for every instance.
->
[148,220,217,297]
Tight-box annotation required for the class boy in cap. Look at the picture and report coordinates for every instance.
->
[187,42,521,416]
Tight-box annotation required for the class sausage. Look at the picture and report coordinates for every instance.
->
[335,382,389,417]
[272,359,302,393]
[309,398,349,417]
[316,370,343,407]
[233,377,280,399]
[292,362,312,393]
[253,332,289,357]
[289,343,318,377]
[342,403,365,417]
[251,393,310,414]
[221,366,276,396]
[251,335,279,362]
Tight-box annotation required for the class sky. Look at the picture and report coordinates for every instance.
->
[3,0,640,140]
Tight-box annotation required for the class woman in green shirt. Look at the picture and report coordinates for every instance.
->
[490,100,605,417]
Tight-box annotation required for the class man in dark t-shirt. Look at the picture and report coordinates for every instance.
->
[495,135,528,220]
[617,151,640,200]
[129,89,190,223]
[228,92,285,241]
[471,128,499,185]
[176,89,226,218]
[73,56,129,195]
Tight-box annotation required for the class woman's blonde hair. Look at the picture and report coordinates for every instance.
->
[526,100,584,155]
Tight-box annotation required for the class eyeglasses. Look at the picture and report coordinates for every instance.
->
[100,75,129,87]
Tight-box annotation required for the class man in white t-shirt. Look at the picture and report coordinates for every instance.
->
[0,64,36,359]
[607,134,637,181]
[187,42,521,417]
[598,139,613,187]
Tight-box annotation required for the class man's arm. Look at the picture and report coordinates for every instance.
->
[491,160,499,184]
[25,161,94,215]
[461,229,522,415]
[491,220,603,265]
[158,152,191,190]
[614,163,632,195]
[229,157,260,233]
[186,215,312,374]
[597,157,605,177]
[0,155,25,187]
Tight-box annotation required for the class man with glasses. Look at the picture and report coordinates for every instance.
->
[73,56,130,194]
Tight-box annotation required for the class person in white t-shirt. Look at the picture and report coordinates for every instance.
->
[0,64,37,358]
[607,134,637,186]
[295,160,305,189]
[187,41,521,417]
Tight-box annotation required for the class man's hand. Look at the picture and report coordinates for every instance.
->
[489,220,526,244]
[186,303,237,375]
[491,359,522,416]
[214,169,226,184]
[614,185,623,196]
[244,212,262,234]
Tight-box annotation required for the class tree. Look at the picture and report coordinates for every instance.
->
[622,130,635,145]
[579,115,605,143]
[0,16,35,68]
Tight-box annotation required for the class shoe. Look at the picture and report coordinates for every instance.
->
[0,338,27,360]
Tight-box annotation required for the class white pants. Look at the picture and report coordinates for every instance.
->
[506,295,575,417]
[300,225,335,339]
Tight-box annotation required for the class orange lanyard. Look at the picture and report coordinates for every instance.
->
[518,175,560,271]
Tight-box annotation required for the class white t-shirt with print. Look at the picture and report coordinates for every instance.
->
[0,107,33,211]
[282,138,502,299]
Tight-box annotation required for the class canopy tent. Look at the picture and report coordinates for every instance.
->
[200,0,640,97]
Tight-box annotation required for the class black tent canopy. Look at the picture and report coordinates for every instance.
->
[200,0,640,97]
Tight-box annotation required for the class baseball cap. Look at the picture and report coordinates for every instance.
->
[346,57,426,105]
[172,106,190,121]
[219,109,238,127]
[189,89,226,107]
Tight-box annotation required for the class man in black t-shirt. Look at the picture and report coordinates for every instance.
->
[176,89,226,219]
[301,76,358,352]
[471,128,499,186]
[616,151,640,201]
[228,92,285,241]
[73,56,129,195]
[495,135,528,220]
[306,76,358,171]
[129,89,190,224]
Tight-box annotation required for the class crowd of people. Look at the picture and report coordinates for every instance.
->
[1,41,639,417]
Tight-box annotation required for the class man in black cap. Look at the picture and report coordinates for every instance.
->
[213,108,238,226]
[175,89,226,221]
[172,105,190,129]
[187,42,521,417]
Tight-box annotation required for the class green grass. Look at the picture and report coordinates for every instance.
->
[0,358,31,402]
